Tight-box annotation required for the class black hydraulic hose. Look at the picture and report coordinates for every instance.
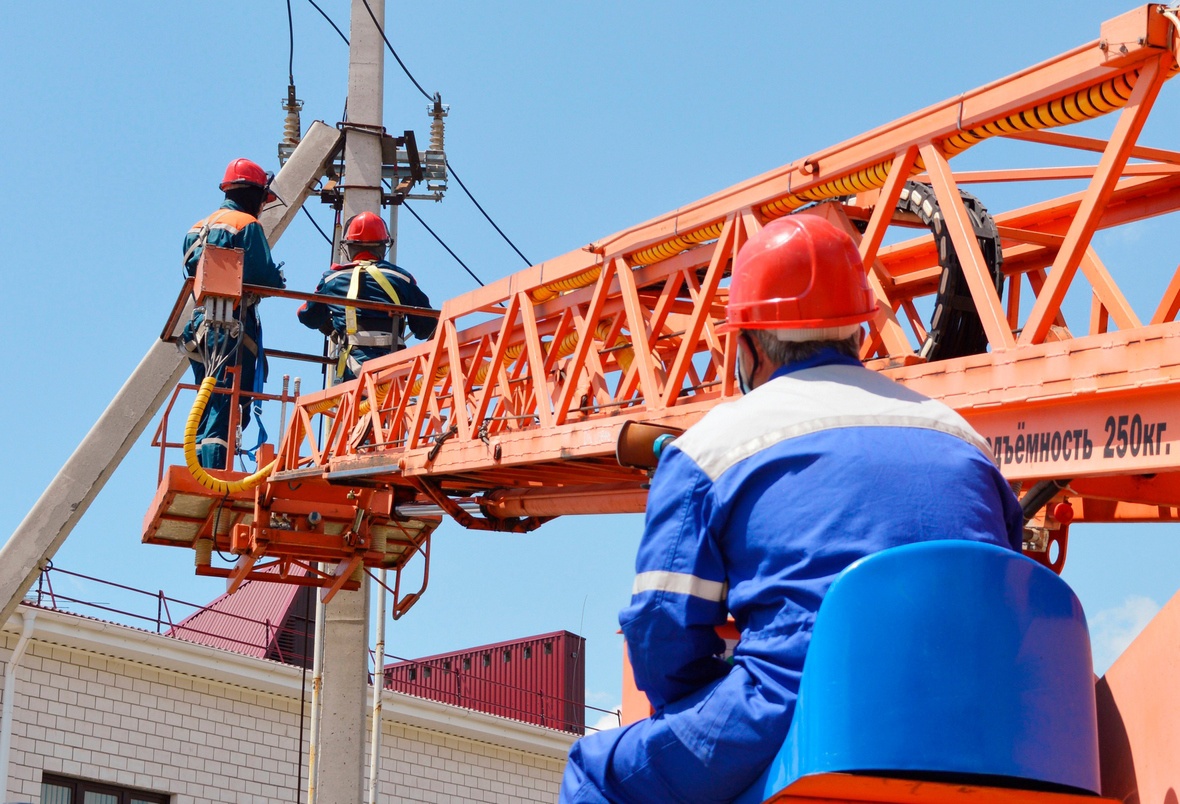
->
[1020,479,1072,523]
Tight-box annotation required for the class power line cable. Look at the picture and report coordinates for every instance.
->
[354,2,532,267]
[305,0,526,278]
[360,0,432,102]
[403,202,485,287]
[285,0,296,85]
[447,161,531,266]
[302,206,334,247]
[307,0,349,45]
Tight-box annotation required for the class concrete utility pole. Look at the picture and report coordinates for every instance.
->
[315,1,384,801]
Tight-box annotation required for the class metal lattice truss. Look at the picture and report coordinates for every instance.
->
[144,5,1180,595]
[275,6,1180,520]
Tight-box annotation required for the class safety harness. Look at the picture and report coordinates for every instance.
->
[331,260,404,380]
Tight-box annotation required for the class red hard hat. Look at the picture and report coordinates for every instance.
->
[219,158,277,202]
[343,211,391,245]
[722,215,877,332]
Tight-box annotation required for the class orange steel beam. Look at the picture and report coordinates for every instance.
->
[916,162,1180,183]
[1006,128,1180,165]
[144,6,1180,583]
[1020,55,1171,345]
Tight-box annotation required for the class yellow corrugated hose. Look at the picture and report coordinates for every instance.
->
[530,265,603,302]
[630,67,1156,267]
[184,375,276,493]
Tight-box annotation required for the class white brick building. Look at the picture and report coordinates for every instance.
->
[1,606,573,803]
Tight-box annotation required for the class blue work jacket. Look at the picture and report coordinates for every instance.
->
[296,259,435,344]
[620,350,1024,752]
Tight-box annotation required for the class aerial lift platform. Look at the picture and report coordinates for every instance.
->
[125,3,1180,802]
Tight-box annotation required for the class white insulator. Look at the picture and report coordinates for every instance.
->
[430,114,445,153]
[284,109,301,144]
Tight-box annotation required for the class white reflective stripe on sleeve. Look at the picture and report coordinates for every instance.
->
[632,571,727,602]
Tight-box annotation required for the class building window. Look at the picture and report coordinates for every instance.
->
[42,774,169,804]
[523,646,532,660]
[503,649,512,663]
[482,653,491,668]
[462,657,471,671]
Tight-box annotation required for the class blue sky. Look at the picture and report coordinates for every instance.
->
[2,1,1179,725]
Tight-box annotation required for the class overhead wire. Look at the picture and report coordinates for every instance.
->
[284,2,336,255]
[285,0,295,85]
[353,0,532,268]
[307,0,349,45]
[302,206,334,247]
[360,0,432,102]
[403,202,485,287]
[303,0,526,280]
[447,161,531,266]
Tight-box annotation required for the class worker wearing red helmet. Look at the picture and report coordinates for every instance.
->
[560,214,1023,803]
[297,210,435,382]
[181,158,287,469]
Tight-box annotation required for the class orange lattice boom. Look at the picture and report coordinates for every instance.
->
[145,5,1180,598]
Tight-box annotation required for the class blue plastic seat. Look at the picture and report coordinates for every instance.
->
[740,540,1100,803]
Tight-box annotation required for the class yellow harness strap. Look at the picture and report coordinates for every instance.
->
[337,261,404,379]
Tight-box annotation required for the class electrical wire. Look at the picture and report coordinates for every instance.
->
[353,0,531,268]
[447,161,531,266]
[302,206,334,246]
[360,0,432,101]
[305,0,529,276]
[285,0,295,85]
[307,0,349,45]
[403,202,485,287]
[211,498,236,564]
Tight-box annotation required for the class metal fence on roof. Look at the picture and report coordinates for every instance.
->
[25,563,619,734]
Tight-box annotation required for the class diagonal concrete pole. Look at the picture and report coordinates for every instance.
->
[0,121,342,625]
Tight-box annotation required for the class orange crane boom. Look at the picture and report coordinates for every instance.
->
[145,5,1180,604]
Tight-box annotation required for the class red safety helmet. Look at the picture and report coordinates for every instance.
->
[219,158,277,202]
[342,211,392,245]
[722,214,877,333]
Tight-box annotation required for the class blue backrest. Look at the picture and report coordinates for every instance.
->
[744,540,1100,802]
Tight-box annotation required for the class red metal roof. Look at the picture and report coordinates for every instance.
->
[167,566,307,660]
[384,630,586,733]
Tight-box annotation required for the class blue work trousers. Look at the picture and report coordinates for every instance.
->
[560,661,792,803]
[187,347,257,471]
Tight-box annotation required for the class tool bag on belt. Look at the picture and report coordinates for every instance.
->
[331,260,404,380]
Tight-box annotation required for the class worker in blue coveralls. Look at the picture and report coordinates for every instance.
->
[297,210,435,382]
[559,214,1024,803]
[181,158,287,469]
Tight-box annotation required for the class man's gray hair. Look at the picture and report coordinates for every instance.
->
[749,329,862,367]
